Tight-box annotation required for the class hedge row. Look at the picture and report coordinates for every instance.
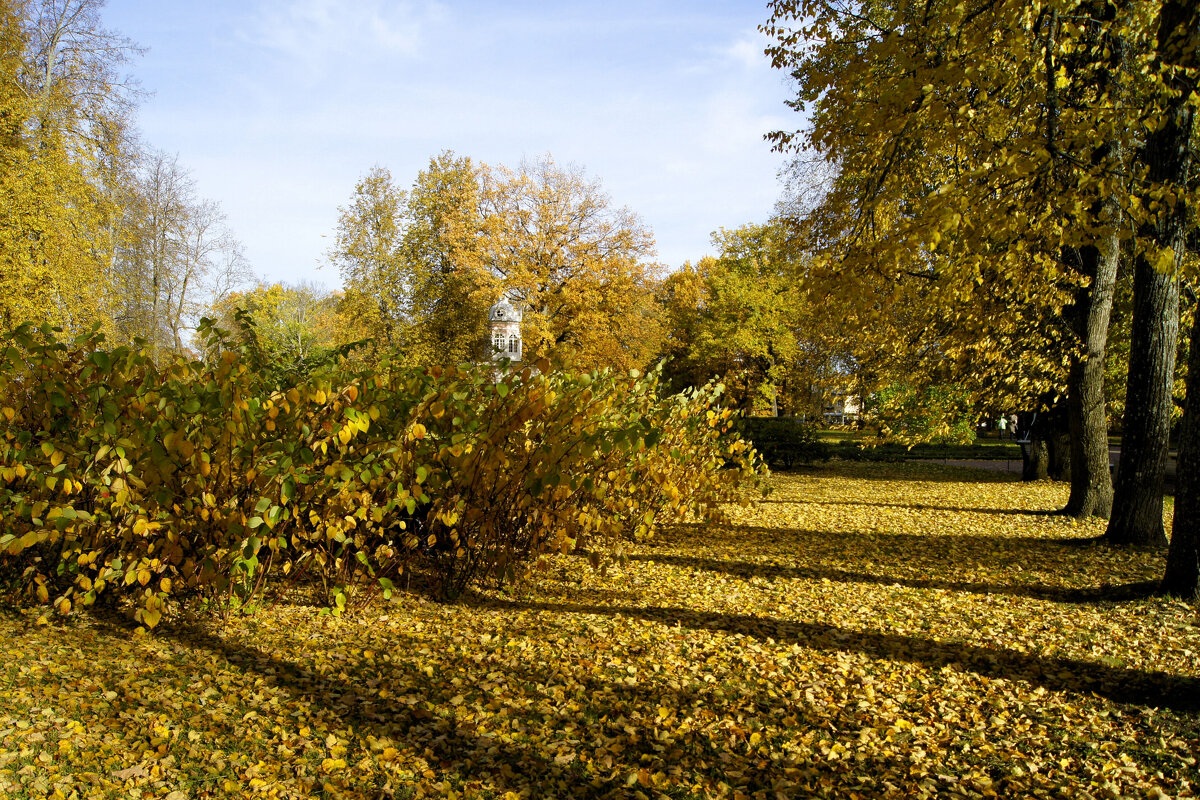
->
[0,321,766,626]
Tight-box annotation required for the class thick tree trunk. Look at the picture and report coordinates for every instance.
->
[1048,424,1071,482]
[1157,0,1200,590]
[1021,438,1049,481]
[1106,260,1178,547]
[1106,0,1194,548]
[1164,308,1200,596]
[1064,227,1119,517]
[1020,409,1064,481]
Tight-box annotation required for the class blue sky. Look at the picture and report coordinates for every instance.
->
[101,0,797,288]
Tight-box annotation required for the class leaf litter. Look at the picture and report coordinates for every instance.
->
[2,461,1197,799]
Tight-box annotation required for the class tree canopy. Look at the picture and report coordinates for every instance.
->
[0,0,250,354]
[333,153,664,371]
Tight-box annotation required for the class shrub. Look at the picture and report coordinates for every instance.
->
[0,321,766,622]
[735,417,831,469]
[867,384,976,445]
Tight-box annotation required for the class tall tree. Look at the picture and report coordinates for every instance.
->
[1105,0,1197,548]
[332,154,664,371]
[0,0,143,333]
[484,156,663,370]
[762,0,1173,519]
[330,165,409,355]
[1152,0,1199,587]
[208,281,347,368]
[401,151,498,366]
[111,150,249,355]
[660,223,835,416]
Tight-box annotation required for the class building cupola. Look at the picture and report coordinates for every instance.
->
[488,292,522,362]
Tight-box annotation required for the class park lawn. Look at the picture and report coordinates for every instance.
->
[1,462,1197,800]
[817,430,1025,460]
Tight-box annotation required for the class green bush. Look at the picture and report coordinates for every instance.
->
[0,321,767,622]
[735,417,831,469]
[867,384,976,444]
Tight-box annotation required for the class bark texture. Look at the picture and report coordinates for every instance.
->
[1107,259,1178,547]
[1022,438,1049,481]
[1157,0,1199,590]
[1164,310,1200,596]
[1064,231,1119,518]
[1020,409,1065,482]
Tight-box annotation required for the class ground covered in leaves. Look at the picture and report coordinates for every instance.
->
[2,461,1198,799]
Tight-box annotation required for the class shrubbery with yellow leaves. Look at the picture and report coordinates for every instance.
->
[0,320,765,623]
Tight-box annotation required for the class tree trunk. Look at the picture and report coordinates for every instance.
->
[1061,4,1123,517]
[1106,0,1193,548]
[1021,438,1049,481]
[1156,0,1200,589]
[1048,424,1071,482]
[1020,410,1059,481]
[1064,226,1119,517]
[1106,259,1178,547]
[1164,307,1200,596]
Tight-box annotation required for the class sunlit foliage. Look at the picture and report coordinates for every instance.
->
[0,321,764,621]
[334,153,664,371]
[1,463,1196,798]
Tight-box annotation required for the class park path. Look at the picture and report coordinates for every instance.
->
[935,446,1178,492]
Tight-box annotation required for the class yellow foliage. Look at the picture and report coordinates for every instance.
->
[0,463,1195,798]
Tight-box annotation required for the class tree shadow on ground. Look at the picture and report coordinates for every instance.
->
[759,498,1052,516]
[76,609,916,799]
[474,598,1199,712]
[85,609,613,798]
[798,462,1022,484]
[657,523,1114,559]
[626,552,1160,604]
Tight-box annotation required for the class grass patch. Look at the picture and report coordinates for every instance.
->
[1,461,1196,799]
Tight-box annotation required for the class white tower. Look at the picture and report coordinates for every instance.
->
[488,292,522,362]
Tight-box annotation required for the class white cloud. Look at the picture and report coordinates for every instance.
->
[700,88,791,157]
[724,34,768,70]
[244,0,445,63]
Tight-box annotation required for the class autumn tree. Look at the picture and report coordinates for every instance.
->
[1152,0,1199,589]
[1106,0,1197,548]
[483,156,664,370]
[331,164,409,356]
[401,152,498,365]
[659,223,839,416]
[761,0,1191,519]
[334,154,664,372]
[207,281,349,369]
[111,150,250,355]
[0,0,140,333]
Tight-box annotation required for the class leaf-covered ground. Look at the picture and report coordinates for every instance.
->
[3,461,1198,799]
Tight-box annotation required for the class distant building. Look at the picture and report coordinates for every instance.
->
[823,392,861,425]
[488,292,522,363]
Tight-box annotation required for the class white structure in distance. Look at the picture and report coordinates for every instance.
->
[488,292,523,363]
